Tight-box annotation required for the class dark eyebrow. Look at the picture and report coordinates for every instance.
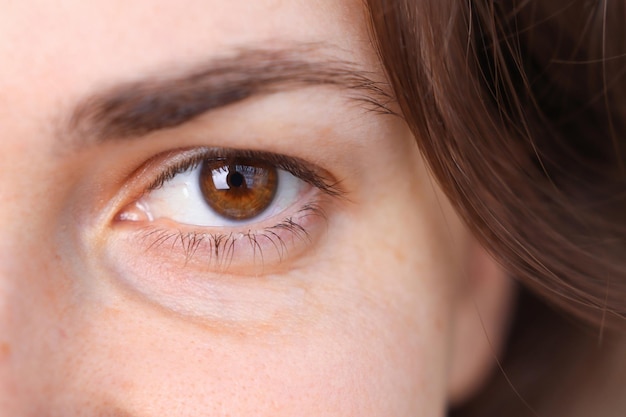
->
[64,46,394,144]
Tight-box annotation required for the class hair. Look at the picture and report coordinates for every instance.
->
[365,0,626,415]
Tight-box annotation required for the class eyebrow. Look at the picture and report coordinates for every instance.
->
[64,46,394,144]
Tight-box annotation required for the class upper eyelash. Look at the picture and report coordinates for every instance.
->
[147,147,346,198]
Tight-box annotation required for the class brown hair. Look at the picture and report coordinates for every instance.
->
[365,0,626,415]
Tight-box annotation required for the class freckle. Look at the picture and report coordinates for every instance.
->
[435,316,444,332]
[102,307,122,320]
[320,126,334,135]
[0,343,12,360]
[393,247,407,262]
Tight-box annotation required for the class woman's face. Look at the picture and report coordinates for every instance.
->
[0,1,512,416]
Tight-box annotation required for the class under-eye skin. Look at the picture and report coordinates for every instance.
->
[113,147,344,272]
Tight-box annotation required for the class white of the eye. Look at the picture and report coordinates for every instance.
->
[136,164,305,227]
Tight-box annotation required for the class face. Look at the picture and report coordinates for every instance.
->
[0,1,512,416]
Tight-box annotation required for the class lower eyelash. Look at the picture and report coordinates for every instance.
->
[136,203,326,271]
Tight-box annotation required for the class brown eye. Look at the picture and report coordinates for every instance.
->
[199,159,278,221]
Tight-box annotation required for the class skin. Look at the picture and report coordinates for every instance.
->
[0,1,513,416]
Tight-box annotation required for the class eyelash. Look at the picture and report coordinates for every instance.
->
[121,147,343,269]
[146,148,344,196]
[136,202,326,267]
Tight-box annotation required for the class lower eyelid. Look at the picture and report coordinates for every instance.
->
[110,199,328,276]
[99,212,325,322]
[101,220,319,322]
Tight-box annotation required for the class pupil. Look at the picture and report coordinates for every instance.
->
[228,171,245,188]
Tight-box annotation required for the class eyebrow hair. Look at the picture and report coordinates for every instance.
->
[64,46,395,144]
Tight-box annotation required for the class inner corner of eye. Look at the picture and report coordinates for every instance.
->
[115,200,153,223]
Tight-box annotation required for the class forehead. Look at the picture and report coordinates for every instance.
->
[0,0,368,56]
[0,0,374,136]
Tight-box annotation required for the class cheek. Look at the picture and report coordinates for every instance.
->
[1,173,458,417]
[48,266,451,417]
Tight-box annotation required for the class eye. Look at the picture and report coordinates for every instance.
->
[121,154,307,228]
[111,146,344,276]
[116,146,344,231]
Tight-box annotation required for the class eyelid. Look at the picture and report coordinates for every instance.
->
[146,147,346,198]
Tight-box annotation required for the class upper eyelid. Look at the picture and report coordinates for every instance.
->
[147,147,347,198]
